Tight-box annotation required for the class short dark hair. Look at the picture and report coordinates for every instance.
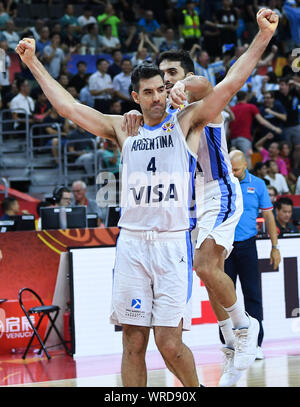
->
[275,197,293,210]
[131,63,164,92]
[96,58,109,67]
[76,60,86,68]
[157,49,195,75]
[236,91,247,102]
[2,197,17,213]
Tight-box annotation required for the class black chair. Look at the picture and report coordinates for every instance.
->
[18,288,71,360]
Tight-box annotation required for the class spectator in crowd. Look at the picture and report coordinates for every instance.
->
[122,24,140,54]
[108,49,123,79]
[215,0,239,46]
[112,58,134,113]
[100,23,121,54]
[258,91,286,141]
[25,18,45,42]
[191,46,225,86]
[275,77,300,169]
[60,4,80,31]
[2,19,19,51]
[10,78,35,131]
[33,89,51,124]
[35,26,51,61]
[202,13,222,58]
[58,73,70,89]
[265,159,290,195]
[255,135,288,177]
[97,2,121,38]
[43,33,70,79]
[61,23,81,52]
[52,186,73,207]
[282,0,300,50]
[275,196,298,236]
[0,197,25,220]
[267,185,279,205]
[89,58,114,113]
[80,23,104,55]
[42,106,70,165]
[138,9,162,38]
[252,162,270,185]
[79,75,94,108]
[102,139,121,180]
[279,141,298,188]
[179,0,201,50]
[0,39,11,109]
[229,91,283,166]
[72,180,106,226]
[69,61,88,94]
[159,27,180,53]
[131,32,159,67]
[78,6,97,29]
[0,1,10,29]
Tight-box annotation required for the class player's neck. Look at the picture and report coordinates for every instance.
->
[143,112,168,128]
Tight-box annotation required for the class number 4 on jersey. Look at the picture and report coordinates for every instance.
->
[147,157,157,174]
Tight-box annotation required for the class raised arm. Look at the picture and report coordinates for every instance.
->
[178,8,279,135]
[15,38,126,147]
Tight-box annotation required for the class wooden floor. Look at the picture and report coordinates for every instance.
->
[1,338,300,388]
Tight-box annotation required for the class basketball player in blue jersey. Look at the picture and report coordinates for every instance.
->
[15,8,278,387]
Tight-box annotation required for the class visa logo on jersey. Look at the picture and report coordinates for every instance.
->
[129,184,178,205]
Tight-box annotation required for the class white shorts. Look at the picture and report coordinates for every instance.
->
[110,229,193,330]
[195,173,243,257]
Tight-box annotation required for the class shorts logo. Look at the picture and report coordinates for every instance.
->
[131,299,141,309]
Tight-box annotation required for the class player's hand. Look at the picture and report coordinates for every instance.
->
[169,81,187,109]
[256,8,279,36]
[15,38,36,64]
[121,110,143,137]
[270,248,281,270]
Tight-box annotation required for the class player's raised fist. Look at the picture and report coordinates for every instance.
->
[256,8,279,36]
[15,38,36,64]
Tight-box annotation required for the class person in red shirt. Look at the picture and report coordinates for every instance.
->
[229,91,283,167]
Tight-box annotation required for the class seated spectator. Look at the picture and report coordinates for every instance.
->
[81,23,104,54]
[102,139,121,175]
[43,33,70,79]
[279,141,298,188]
[252,162,270,185]
[131,32,159,67]
[69,61,88,94]
[97,2,121,38]
[72,180,106,226]
[53,186,73,207]
[265,160,290,195]
[79,75,94,108]
[255,135,288,177]
[61,23,81,52]
[65,126,96,164]
[60,4,80,31]
[0,197,27,220]
[2,19,19,51]
[89,58,114,113]
[36,26,51,61]
[78,6,97,30]
[113,58,134,114]
[296,176,300,195]
[267,185,278,205]
[99,24,121,54]
[10,78,35,132]
[122,24,140,54]
[138,9,162,38]
[107,50,123,79]
[33,89,51,123]
[275,197,299,237]
[0,39,11,109]
[159,27,179,53]
[191,46,224,87]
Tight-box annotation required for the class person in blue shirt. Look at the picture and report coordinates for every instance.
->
[138,10,162,37]
[221,150,281,360]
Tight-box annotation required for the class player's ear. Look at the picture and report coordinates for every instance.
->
[131,90,140,105]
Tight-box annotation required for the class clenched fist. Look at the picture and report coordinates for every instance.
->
[256,8,279,36]
[15,38,36,65]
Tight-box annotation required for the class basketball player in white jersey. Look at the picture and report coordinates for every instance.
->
[15,8,278,387]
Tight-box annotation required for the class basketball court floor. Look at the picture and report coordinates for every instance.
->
[1,337,300,387]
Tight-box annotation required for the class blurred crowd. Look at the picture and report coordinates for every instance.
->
[0,0,300,205]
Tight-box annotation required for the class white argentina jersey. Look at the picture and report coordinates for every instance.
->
[119,112,197,232]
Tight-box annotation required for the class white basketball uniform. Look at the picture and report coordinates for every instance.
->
[167,103,243,257]
[110,112,197,330]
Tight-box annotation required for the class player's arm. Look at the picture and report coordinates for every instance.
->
[262,209,281,270]
[178,9,279,135]
[15,38,126,147]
